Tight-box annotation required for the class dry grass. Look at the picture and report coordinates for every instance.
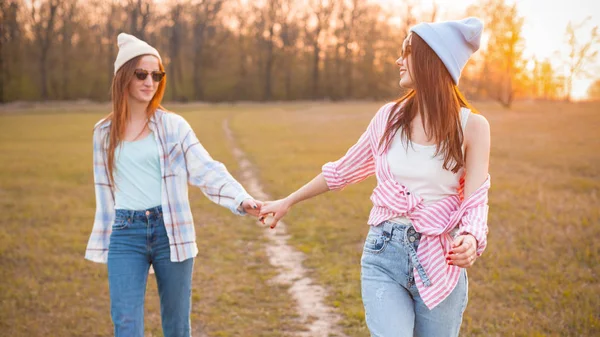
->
[1,101,598,337]
[230,100,600,337]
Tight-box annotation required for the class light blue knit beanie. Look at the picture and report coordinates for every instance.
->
[410,17,483,85]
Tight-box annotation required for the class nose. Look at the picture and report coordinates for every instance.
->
[396,57,402,66]
[143,74,153,86]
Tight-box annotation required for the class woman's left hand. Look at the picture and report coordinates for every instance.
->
[446,234,478,268]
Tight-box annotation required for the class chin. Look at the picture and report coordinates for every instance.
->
[399,79,414,89]
[134,93,154,103]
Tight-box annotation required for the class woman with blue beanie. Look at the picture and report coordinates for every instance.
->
[85,33,262,337]
[260,17,491,336]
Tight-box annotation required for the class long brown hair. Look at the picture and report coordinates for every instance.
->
[104,55,167,188]
[379,33,476,173]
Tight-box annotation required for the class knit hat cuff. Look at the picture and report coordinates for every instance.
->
[411,23,461,84]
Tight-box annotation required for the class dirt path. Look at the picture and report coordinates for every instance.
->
[223,119,348,337]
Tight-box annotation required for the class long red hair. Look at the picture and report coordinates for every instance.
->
[103,55,167,187]
[379,33,476,173]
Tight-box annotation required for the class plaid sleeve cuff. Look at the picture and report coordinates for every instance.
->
[233,191,253,216]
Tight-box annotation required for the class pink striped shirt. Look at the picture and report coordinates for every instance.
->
[322,102,491,309]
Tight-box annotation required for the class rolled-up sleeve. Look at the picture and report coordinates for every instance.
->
[458,203,489,256]
[458,175,491,256]
[322,128,375,191]
[322,103,394,191]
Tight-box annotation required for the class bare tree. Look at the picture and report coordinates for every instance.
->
[0,1,20,102]
[126,0,152,40]
[230,0,251,100]
[564,18,600,102]
[167,1,185,100]
[279,0,300,99]
[31,0,60,100]
[335,0,367,98]
[305,0,335,99]
[60,0,77,99]
[192,0,224,100]
[257,0,282,101]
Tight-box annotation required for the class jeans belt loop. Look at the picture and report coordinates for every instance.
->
[382,221,394,241]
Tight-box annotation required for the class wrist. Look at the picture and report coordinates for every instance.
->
[283,196,295,209]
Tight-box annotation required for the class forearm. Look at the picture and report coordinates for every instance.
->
[285,173,330,207]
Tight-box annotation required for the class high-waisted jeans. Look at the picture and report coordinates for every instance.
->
[361,221,468,337]
[107,206,194,337]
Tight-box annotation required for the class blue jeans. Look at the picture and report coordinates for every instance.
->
[361,221,468,337]
[107,206,194,337]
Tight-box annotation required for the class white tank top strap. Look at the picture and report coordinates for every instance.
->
[460,107,471,131]
[460,107,471,156]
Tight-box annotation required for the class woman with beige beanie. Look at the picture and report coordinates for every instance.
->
[85,33,262,337]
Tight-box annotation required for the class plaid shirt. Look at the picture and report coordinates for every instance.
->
[85,109,252,263]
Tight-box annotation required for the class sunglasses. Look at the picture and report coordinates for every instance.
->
[133,69,166,82]
[401,43,412,59]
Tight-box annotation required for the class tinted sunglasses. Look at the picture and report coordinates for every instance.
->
[134,69,166,82]
[401,43,412,59]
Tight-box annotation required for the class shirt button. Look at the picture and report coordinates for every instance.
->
[406,192,411,195]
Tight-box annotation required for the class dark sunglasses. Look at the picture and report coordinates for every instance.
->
[401,43,412,59]
[134,69,166,82]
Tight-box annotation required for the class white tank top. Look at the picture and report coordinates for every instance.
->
[386,108,471,217]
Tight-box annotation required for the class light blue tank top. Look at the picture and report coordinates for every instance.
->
[114,132,162,210]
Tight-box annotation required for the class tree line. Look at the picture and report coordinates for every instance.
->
[1,0,598,106]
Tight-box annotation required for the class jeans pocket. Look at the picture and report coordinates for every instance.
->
[112,217,130,231]
[363,233,388,254]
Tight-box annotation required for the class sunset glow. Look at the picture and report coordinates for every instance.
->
[378,0,600,100]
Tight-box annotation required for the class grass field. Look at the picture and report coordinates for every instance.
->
[1,100,599,336]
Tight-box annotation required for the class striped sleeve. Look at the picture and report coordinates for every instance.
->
[322,128,375,191]
[322,104,391,191]
[458,204,489,256]
[458,175,491,256]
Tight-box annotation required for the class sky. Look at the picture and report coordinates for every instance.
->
[377,0,600,99]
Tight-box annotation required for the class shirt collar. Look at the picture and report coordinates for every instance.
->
[99,109,162,129]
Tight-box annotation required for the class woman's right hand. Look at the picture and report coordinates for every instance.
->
[259,198,292,229]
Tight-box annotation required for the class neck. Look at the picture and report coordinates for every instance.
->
[127,98,149,122]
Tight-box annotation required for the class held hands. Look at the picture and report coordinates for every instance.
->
[257,198,292,229]
[445,234,478,268]
[241,197,292,229]
[241,198,263,217]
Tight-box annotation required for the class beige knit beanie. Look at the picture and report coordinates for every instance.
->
[113,33,162,74]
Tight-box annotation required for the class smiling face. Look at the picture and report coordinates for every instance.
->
[127,55,161,104]
[396,34,414,89]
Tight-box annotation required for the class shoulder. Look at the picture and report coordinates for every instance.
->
[372,102,397,125]
[94,116,111,130]
[465,112,490,136]
[157,109,190,130]
[464,111,490,147]
[378,102,397,117]
[93,116,111,140]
